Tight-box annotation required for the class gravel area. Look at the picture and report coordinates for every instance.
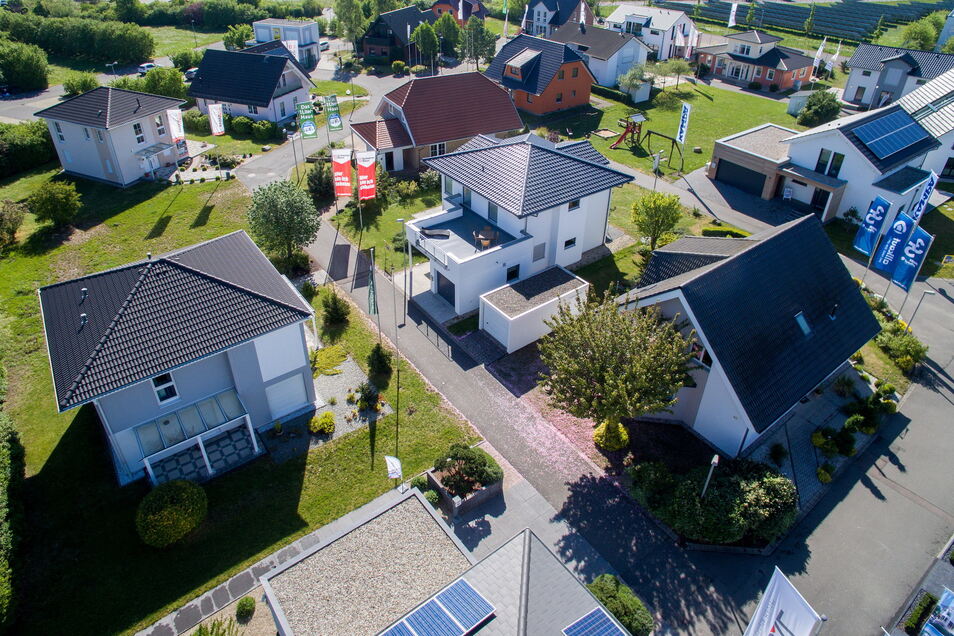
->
[269,498,469,635]
[311,355,393,444]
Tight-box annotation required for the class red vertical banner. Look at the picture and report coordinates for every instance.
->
[331,149,352,197]
[356,151,377,200]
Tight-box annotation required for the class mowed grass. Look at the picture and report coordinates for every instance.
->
[0,174,474,634]
[310,79,369,98]
[574,243,643,295]
[187,131,287,156]
[145,26,228,57]
[46,56,109,86]
[527,84,803,178]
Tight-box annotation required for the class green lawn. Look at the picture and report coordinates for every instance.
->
[310,80,369,98]
[858,341,911,394]
[46,56,109,87]
[0,163,61,204]
[187,131,287,156]
[874,25,907,47]
[145,26,228,57]
[485,16,506,36]
[574,244,644,295]
[0,173,474,634]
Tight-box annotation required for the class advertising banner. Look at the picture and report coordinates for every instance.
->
[920,587,954,636]
[356,151,377,200]
[166,108,184,142]
[331,149,352,197]
[891,226,933,291]
[852,196,891,257]
[743,567,823,636]
[296,101,318,139]
[727,3,738,27]
[873,212,915,274]
[676,102,691,145]
[909,170,938,222]
[282,40,299,61]
[324,95,343,132]
[208,103,225,136]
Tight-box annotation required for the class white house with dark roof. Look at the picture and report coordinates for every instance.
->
[843,44,954,108]
[34,86,185,187]
[897,67,954,179]
[547,21,652,87]
[624,216,880,456]
[251,18,320,68]
[604,4,697,60]
[522,0,594,37]
[38,231,316,486]
[405,133,632,318]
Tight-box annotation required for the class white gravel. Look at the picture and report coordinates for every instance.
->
[270,498,469,635]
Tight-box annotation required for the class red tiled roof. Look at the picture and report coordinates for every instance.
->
[381,72,524,146]
[350,118,414,150]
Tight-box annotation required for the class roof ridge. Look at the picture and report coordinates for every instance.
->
[535,142,630,177]
[517,529,531,636]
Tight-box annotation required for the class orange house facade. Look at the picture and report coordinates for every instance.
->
[512,59,592,115]
[431,0,488,26]
[694,30,814,92]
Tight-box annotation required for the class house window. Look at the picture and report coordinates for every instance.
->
[650,29,660,35]
[754,67,762,78]
[815,149,844,178]
[556,92,563,103]
[794,311,812,337]
[569,199,580,210]
[133,122,145,144]
[559,69,565,80]
[861,70,872,77]
[152,373,179,404]
[571,90,576,97]
[272,27,281,40]
[527,94,533,103]
[444,175,454,194]
[533,243,546,261]
[916,79,927,85]
[766,69,775,80]
[798,68,806,78]
[942,156,954,178]
[506,264,520,281]
[827,152,844,178]
[430,142,446,156]
[54,122,64,142]
[737,44,751,56]
[155,114,165,136]
[280,101,287,117]
[462,186,472,206]
[563,237,576,249]
[248,104,258,114]
[507,65,521,78]
[488,203,498,223]
[572,67,579,78]
[83,127,90,140]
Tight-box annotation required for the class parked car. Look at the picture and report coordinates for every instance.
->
[319,40,330,51]
[137,63,158,76]
[184,67,199,81]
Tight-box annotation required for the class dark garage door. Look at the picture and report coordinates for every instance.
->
[436,271,455,307]
[715,160,766,196]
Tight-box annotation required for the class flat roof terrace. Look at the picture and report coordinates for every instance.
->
[420,208,517,260]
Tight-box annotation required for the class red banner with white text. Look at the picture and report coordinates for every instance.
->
[331,149,352,197]
[356,151,377,200]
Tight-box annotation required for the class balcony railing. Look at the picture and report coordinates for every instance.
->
[142,414,258,485]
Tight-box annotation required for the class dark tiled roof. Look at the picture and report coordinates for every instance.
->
[555,139,610,164]
[34,86,184,129]
[484,34,586,96]
[350,118,414,150]
[873,165,932,194]
[423,133,632,216]
[697,44,813,71]
[242,40,313,79]
[374,6,436,46]
[482,267,587,318]
[547,21,643,61]
[838,104,940,174]
[380,73,523,146]
[188,48,295,108]
[727,30,782,44]
[536,0,586,26]
[39,231,312,411]
[639,236,755,286]
[633,216,880,433]
[846,43,954,80]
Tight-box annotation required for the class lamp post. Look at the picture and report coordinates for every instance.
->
[190,19,198,48]
[284,128,300,183]
[700,454,719,499]
[907,289,936,330]
[396,218,409,324]
[106,61,118,76]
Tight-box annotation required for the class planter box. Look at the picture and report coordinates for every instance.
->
[426,469,502,519]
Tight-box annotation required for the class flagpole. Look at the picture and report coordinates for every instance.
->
[370,247,382,340]
[897,233,935,319]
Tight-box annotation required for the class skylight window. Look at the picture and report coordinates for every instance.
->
[794,312,812,337]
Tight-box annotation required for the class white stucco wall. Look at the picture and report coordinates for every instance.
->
[691,359,756,456]
[583,38,649,86]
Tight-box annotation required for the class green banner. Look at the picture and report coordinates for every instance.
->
[324,95,343,132]
[296,101,317,139]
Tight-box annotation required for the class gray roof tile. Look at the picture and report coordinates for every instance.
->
[484,34,586,96]
[846,43,954,80]
[188,48,301,108]
[548,22,644,61]
[34,86,184,129]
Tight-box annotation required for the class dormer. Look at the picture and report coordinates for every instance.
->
[505,48,541,79]
[726,30,781,58]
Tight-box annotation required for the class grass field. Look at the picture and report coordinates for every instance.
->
[187,130,288,156]
[46,56,108,87]
[145,26,228,57]
[0,173,474,634]
[574,244,643,295]
[874,25,907,47]
[310,80,369,98]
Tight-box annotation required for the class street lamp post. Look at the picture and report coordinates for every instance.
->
[106,61,118,76]
[907,289,936,330]
[396,218,409,324]
[190,19,198,48]
[700,454,719,499]
[284,128,301,183]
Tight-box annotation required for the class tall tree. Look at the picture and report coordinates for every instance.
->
[223,24,253,50]
[664,58,691,87]
[412,22,439,71]
[434,12,461,56]
[460,18,495,67]
[631,191,682,249]
[247,180,321,267]
[142,67,187,99]
[618,63,648,92]
[902,19,936,50]
[539,293,692,451]
[334,0,367,50]
[803,3,815,35]
[745,1,756,26]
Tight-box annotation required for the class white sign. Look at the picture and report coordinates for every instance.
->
[909,170,938,223]
[208,103,225,136]
[283,39,299,61]
[166,108,184,142]
[727,3,738,27]
[384,455,403,480]
[743,567,823,636]
[676,102,691,144]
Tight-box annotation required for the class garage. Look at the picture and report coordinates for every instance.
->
[715,159,766,195]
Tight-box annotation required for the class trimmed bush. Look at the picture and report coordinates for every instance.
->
[0,40,49,92]
[0,120,55,180]
[28,181,82,227]
[410,474,429,492]
[235,595,255,622]
[183,109,211,134]
[747,81,762,90]
[321,290,350,325]
[628,461,673,508]
[433,443,503,497]
[391,60,407,75]
[593,419,630,452]
[367,342,392,377]
[0,12,155,63]
[592,83,635,105]
[905,592,938,635]
[0,414,25,629]
[63,72,99,96]
[424,489,440,506]
[135,480,208,548]
[817,464,833,484]
[231,116,253,135]
[309,411,335,435]
[844,414,866,433]
[587,574,655,636]
[769,442,789,467]
[252,120,276,141]
[701,226,750,238]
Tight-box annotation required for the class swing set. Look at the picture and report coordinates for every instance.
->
[608,113,685,173]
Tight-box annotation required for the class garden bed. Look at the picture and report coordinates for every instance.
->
[425,469,502,519]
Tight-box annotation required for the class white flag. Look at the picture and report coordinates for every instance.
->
[282,39,299,61]
[813,36,827,68]
[166,108,184,142]
[208,103,225,136]
[743,568,823,636]
[728,3,738,27]
[521,3,529,33]
[384,455,403,480]
[675,29,685,47]
[826,40,841,72]
[579,0,584,24]
[458,0,464,22]
[684,29,698,59]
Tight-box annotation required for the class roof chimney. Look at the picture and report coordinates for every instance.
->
[80,287,88,303]
[79,313,88,329]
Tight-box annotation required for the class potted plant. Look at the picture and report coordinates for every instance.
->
[273,420,283,437]
[427,443,503,518]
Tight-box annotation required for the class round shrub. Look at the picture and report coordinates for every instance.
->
[367,342,392,376]
[231,116,253,135]
[587,574,655,636]
[433,444,503,497]
[321,290,350,326]
[593,419,629,452]
[817,464,834,484]
[235,595,255,622]
[424,489,440,507]
[410,474,429,492]
[251,120,276,142]
[628,461,673,508]
[135,480,208,548]
[844,414,866,433]
[769,442,789,467]
[309,411,335,435]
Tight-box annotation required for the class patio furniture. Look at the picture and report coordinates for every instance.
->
[421,228,451,239]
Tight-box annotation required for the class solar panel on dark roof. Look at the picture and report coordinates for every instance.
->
[405,600,463,636]
[436,580,494,631]
[853,109,931,160]
[563,607,627,636]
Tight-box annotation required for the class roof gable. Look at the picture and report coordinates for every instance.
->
[484,34,585,95]
[374,6,436,45]
[34,86,184,129]
[548,21,648,60]
[846,43,954,80]
[188,49,294,107]
[242,40,314,80]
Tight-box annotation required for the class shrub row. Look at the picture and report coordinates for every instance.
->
[701,226,750,238]
[863,289,929,373]
[0,38,49,92]
[182,109,277,141]
[0,413,25,629]
[0,12,155,64]
[130,0,322,28]
[904,592,938,635]
[0,120,55,181]
[587,575,654,636]
[592,83,635,106]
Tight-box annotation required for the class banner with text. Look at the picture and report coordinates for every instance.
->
[742,567,823,636]
[332,149,352,197]
[356,151,377,200]
[296,101,318,139]
[676,102,691,144]
[166,108,184,142]
[727,2,738,27]
[208,103,225,136]
[324,95,343,132]
[909,170,938,222]
[891,226,933,292]
[852,196,891,257]
[282,40,299,61]
[873,212,915,274]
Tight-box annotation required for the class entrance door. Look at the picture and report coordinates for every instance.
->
[435,271,455,307]
[810,188,830,217]
[384,151,394,171]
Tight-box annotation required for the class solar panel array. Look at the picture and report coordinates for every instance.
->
[563,607,628,636]
[852,110,931,160]
[379,579,495,636]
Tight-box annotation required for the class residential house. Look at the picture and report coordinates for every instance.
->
[694,30,814,90]
[624,216,880,457]
[188,43,314,123]
[842,43,954,108]
[350,72,523,172]
[38,231,317,486]
[604,5,697,61]
[897,67,954,178]
[484,34,594,115]
[251,18,321,68]
[359,6,436,62]
[404,133,632,320]
[522,0,593,37]
[547,20,652,88]
[34,86,186,188]
[431,0,488,26]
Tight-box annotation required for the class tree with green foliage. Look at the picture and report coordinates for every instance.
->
[0,40,48,92]
[433,443,503,497]
[28,181,82,228]
[803,2,815,35]
[588,575,655,636]
[0,200,26,246]
[745,1,756,27]
[618,63,648,93]
[662,57,691,87]
[114,0,145,23]
[374,0,400,17]
[903,19,937,50]
[796,90,841,126]
[62,72,98,96]
[434,11,461,56]
[170,48,204,70]
[223,24,253,50]
[306,160,334,207]
[141,66,187,99]
[412,22,439,71]
[460,17,496,67]
[247,179,321,266]
[539,293,692,451]
[135,480,208,548]
[334,0,367,50]
[692,0,701,20]
[632,191,682,249]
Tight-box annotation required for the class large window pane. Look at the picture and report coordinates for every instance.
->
[136,422,164,456]
[197,398,226,427]
[178,406,205,437]
[157,414,185,446]
[216,389,244,420]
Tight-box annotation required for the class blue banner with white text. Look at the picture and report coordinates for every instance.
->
[873,212,915,274]
[908,170,937,222]
[853,196,891,257]
[891,225,932,291]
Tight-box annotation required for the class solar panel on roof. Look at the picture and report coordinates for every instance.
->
[563,607,627,636]
[405,600,463,636]
[380,622,415,636]
[853,110,931,160]
[436,580,494,631]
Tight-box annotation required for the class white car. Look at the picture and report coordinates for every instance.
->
[319,41,330,52]
[184,67,199,81]
[137,63,158,76]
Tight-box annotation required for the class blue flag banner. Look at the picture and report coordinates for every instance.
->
[676,102,691,144]
[853,196,891,257]
[873,212,915,274]
[908,170,938,222]
[891,226,932,291]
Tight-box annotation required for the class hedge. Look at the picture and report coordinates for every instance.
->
[0,38,49,92]
[904,592,938,635]
[136,0,322,27]
[0,13,155,64]
[587,575,654,636]
[0,413,25,630]
[592,83,635,106]
[701,226,751,238]
[135,480,208,548]
[0,120,55,181]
